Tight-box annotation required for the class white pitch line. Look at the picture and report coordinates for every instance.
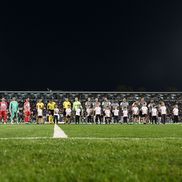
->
[0,136,181,140]
[0,137,51,140]
[69,137,182,140]
[53,124,68,138]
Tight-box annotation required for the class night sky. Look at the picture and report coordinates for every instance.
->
[1,1,182,91]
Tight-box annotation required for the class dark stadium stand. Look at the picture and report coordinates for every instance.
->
[0,91,182,102]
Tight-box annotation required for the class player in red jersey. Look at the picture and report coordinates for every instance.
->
[0,98,8,124]
[23,98,31,123]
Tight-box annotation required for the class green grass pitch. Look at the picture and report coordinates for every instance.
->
[0,124,181,182]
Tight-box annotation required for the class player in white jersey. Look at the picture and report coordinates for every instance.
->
[173,105,179,123]
[86,107,94,123]
[105,106,111,124]
[65,105,72,124]
[75,106,81,124]
[112,107,120,123]
[94,104,102,124]
[151,106,158,124]
[139,97,146,107]
[37,108,43,124]
[132,104,139,123]
[148,100,155,122]
[111,101,119,110]
[85,98,92,109]
[120,98,129,110]
[141,103,148,124]
[122,107,128,123]
[93,98,101,108]
[102,97,111,110]
[53,105,59,124]
[159,102,167,124]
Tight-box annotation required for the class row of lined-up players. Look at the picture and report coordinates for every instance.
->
[0,97,179,124]
[36,97,179,124]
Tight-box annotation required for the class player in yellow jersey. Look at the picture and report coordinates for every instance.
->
[63,98,71,122]
[36,99,44,124]
[47,99,56,123]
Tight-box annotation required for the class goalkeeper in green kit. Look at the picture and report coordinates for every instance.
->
[9,97,19,124]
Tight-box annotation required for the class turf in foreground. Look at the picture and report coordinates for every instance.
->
[0,139,181,182]
[0,124,181,182]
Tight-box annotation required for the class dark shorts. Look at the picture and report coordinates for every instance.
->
[133,114,138,118]
[142,114,147,117]
[105,117,111,119]
[63,109,66,116]
[139,110,143,117]
[49,110,54,116]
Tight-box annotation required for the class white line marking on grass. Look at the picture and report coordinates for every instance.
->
[0,136,181,140]
[70,137,182,140]
[53,124,68,138]
[0,137,51,140]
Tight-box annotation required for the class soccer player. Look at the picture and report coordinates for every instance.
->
[9,97,19,124]
[112,107,120,123]
[105,106,111,124]
[102,97,111,123]
[65,105,72,124]
[54,105,59,124]
[36,99,44,124]
[47,99,56,123]
[151,106,158,124]
[94,103,102,124]
[111,101,119,110]
[132,103,139,123]
[141,103,148,124]
[75,106,81,124]
[123,107,128,124]
[63,98,71,121]
[86,106,94,124]
[160,102,167,124]
[73,97,82,112]
[173,105,179,123]
[120,98,129,122]
[0,98,8,124]
[85,97,92,109]
[93,98,101,108]
[120,98,129,110]
[148,100,155,122]
[23,98,31,123]
[139,97,146,106]
[102,97,111,110]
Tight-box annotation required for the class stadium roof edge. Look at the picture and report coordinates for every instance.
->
[0,91,182,94]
